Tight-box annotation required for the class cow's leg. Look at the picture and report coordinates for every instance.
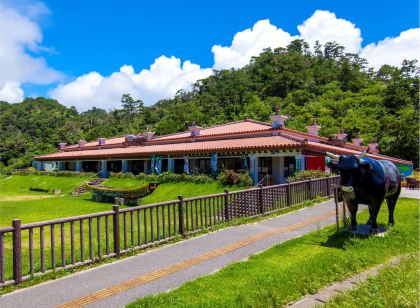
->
[346,200,358,232]
[386,187,400,226]
[369,199,383,234]
[385,198,395,226]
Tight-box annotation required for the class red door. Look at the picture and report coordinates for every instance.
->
[305,156,325,171]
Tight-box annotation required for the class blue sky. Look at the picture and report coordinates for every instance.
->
[1,0,419,111]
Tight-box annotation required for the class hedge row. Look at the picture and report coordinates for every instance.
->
[110,170,253,187]
[288,170,331,182]
[9,168,97,177]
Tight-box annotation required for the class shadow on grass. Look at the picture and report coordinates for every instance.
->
[319,223,388,250]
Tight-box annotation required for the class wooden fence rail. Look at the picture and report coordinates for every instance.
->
[0,176,340,288]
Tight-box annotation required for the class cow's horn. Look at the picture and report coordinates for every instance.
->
[357,149,368,159]
[325,151,340,160]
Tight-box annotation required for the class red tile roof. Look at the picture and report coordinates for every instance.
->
[36,135,301,160]
[305,142,411,165]
[154,119,272,141]
[37,118,412,165]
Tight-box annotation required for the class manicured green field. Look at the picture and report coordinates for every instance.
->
[0,175,236,227]
[0,175,108,226]
[0,175,247,283]
[326,254,418,307]
[127,198,419,308]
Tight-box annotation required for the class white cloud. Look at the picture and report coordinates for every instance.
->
[0,81,24,103]
[0,1,62,102]
[50,56,212,111]
[360,28,420,68]
[298,10,363,53]
[212,19,297,69]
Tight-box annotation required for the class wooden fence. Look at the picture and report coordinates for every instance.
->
[0,176,340,288]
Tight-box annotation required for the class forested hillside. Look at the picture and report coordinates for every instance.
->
[0,40,418,170]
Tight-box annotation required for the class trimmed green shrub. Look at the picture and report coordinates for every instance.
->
[238,172,253,186]
[216,169,239,185]
[288,170,329,182]
[87,183,150,199]
[109,171,214,184]
[10,168,96,177]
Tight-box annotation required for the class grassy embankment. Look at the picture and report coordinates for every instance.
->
[0,175,238,226]
[0,175,247,283]
[127,198,419,308]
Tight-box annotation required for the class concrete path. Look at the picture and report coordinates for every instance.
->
[400,188,420,199]
[0,200,339,308]
[288,256,401,307]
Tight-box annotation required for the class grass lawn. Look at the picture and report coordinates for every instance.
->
[0,175,239,227]
[326,254,419,307]
[127,198,419,308]
[0,175,249,282]
[103,177,244,204]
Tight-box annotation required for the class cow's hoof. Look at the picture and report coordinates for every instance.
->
[388,222,394,226]
[370,228,379,235]
[349,226,357,233]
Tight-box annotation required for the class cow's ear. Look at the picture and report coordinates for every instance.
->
[361,160,372,170]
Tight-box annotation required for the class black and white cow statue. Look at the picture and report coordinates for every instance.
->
[326,150,401,234]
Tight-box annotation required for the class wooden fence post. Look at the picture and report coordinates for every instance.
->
[333,188,339,231]
[178,195,185,237]
[113,205,120,257]
[12,219,22,284]
[309,179,314,200]
[326,177,330,196]
[286,182,291,206]
[224,190,230,221]
[258,185,264,214]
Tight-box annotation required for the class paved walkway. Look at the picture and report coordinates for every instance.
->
[400,188,420,199]
[0,200,339,308]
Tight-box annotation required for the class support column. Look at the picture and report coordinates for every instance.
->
[100,160,108,178]
[279,156,285,183]
[122,160,128,173]
[168,157,175,173]
[249,154,259,185]
[272,157,281,184]
[57,161,64,171]
[143,160,148,174]
[150,156,155,174]
[75,160,82,172]
[211,152,218,178]
[155,156,162,175]
[295,154,305,171]
[183,156,189,174]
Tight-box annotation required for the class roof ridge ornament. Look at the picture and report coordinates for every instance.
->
[306,117,321,136]
[270,106,288,128]
[188,120,201,137]
[351,132,363,146]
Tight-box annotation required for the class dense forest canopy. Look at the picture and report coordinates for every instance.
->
[0,40,418,170]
